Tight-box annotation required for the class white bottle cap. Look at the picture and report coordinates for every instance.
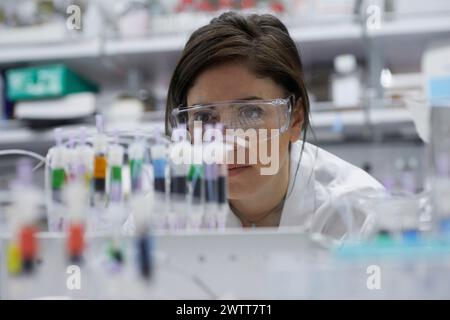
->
[334,54,357,74]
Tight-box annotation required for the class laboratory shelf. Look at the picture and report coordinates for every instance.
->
[104,22,362,56]
[104,34,189,56]
[0,113,165,147]
[0,23,360,64]
[367,14,450,70]
[310,104,413,127]
[0,39,102,65]
[289,22,362,43]
[368,14,450,38]
[0,14,449,67]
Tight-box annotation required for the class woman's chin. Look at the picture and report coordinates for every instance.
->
[226,166,272,199]
[227,180,260,199]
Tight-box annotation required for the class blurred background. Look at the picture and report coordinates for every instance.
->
[1,0,450,193]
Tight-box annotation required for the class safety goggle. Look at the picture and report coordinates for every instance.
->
[170,95,295,136]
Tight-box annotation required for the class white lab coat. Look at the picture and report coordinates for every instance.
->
[225,141,386,239]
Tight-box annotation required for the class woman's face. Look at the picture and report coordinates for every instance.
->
[187,62,303,200]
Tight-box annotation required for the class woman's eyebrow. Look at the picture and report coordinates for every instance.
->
[234,96,263,101]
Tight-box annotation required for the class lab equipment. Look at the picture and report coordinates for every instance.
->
[188,162,204,229]
[331,54,361,108]
[75,127,94,188]
[2,119,450,299]
[65,134,78,183]
[204,163,218,229]
[170,95,293,135]
[151,128,167,194]
[203,125,220,229]
[129,134,146,194]
[168,126,191,229]
[64,182,87,264]
[50,128,66,204]
[93,115,109,204]
[2,225,450,299]
[43,119,236,233]
[215,123,229,229]
[7,159,40,275]
[47,129,69,231]
[132,194,153,280]
[392,157,421,195]
[150,128,169,229]
[14,92,97,122]
[6,64,98,102]
[423,42,450,237]
[432,155,450,235]
[105,133,127,266]
[108,132,125,204]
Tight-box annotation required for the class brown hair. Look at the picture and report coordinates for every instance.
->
[165,11,310,138]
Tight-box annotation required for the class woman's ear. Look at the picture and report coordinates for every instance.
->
[289,101,304,143]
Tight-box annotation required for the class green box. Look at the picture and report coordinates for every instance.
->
[6,64,98,101]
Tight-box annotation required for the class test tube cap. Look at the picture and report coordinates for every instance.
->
[54,128,63,146]
[96,114,104,133]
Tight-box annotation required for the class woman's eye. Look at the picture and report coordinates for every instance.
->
[192,111,214,123]
[239,105,264,120]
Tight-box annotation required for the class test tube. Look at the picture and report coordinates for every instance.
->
[51,128,66,203]
[151,129,167,194]
[169,126,190,229]
[129,134,146,194]
[64,134,78,183]
[65,182,87,264]
[108,132,124,204]
[204,157,218,229]
[106,206,125,268]
[400,199,421,244]
[188,160,204,229]
[203,125,220,228]
[75,127,94,188]
[137,233,153,280]
[106,132,127,246]
[396,159,420,243]
[150,128,168,229]
[67,222,85,265]
[400,159,418,195]
[132,194,153,280]
[8,160,40,275]
[215,123,229,229]
[434,154,450,236]
[374,196,402,244]
[93,115,108,202]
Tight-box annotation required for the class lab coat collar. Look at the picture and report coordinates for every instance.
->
[279,141,317,228]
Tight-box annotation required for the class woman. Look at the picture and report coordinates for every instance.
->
[165,12,384,239]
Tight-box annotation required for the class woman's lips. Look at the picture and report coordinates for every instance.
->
[227,164,251,177]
